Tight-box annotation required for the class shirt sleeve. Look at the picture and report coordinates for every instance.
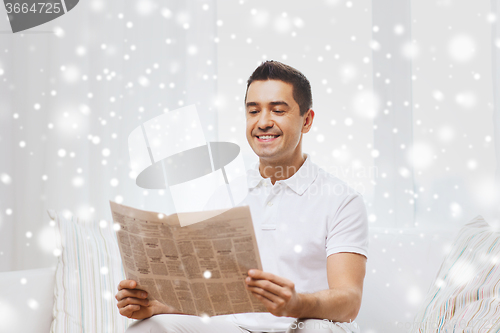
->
[326,193,369,260]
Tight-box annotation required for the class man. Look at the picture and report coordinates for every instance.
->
[116,61,369,333]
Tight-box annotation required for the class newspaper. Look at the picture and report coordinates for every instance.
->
[109,201,267,316]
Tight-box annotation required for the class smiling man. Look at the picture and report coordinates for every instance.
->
[118,61,369,333]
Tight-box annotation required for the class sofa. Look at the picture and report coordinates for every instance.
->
[1,213,498,333]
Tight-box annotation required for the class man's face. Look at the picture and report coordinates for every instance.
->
[245,79,311,163]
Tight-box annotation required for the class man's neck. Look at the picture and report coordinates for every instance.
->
[258,153,307,185]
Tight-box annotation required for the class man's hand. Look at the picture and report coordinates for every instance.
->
[115,280,183,319]
[244,269,303,318]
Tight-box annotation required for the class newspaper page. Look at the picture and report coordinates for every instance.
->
[109,201,267,316]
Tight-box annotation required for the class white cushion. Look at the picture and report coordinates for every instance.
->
[411,216,500,332]
[0,267,55,333]
[48,209,132,332]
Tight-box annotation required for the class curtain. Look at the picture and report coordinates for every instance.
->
[372,0,415,228]
[493,0,500,226]
[410,0,499,229]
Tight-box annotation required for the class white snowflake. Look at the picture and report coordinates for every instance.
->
[406,286,422,305]
[448,34,476,63]
[407,142,434,169]
[0,173,12,185]
[455,91,476,108]
[136,0,157,16]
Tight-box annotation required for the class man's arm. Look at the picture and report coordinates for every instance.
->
[299,252,366,321]
[245,252,366,322]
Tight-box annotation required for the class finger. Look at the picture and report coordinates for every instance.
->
[251,292,279,311]
[248,270,292,288]
[118,280,137,291]
[246,284,283,303]
[117,297,150,309]
[115,289,148,301]
[246,277,283,297]
[119,304,140,318]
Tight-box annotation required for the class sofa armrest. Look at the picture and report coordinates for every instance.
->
[0,267,56,333]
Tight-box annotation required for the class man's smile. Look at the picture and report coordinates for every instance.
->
[256,135,280,142]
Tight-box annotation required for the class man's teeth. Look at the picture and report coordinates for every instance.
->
[259,135,278,139]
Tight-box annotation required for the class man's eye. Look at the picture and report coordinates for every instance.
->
[273,110,285,114]
[249,110,259,114]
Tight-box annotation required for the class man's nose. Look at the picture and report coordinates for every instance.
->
[257,110,274,129]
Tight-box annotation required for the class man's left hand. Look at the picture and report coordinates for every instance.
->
[245,269,303,317]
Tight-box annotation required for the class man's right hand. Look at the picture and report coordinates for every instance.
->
[115,280,183,319]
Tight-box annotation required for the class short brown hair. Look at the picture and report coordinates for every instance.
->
[245,61,313,116]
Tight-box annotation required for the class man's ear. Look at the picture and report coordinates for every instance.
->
[301,109,315,134]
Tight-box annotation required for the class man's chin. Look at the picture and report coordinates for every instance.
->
[248,143,285,160]
[252,148,277,158]
[255,152,283,162]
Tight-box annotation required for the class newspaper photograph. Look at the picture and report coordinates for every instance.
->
[109,201,267,316]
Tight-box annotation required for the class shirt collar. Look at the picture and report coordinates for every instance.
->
[247,154,319,195]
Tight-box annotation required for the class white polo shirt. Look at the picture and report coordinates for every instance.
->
[217,154,369,333]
